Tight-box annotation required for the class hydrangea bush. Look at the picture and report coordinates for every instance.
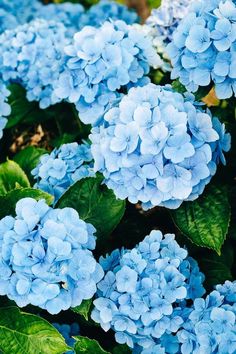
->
[0,0,235,353]
[92,230,205,351]
[0,198,104,314]
[178,281,236,353]
[32,142,94,203]
[54,20,162,125]
[0,19,68,109]
[167,0,236,99]
[146,0,195,45]
[90,83,230,209]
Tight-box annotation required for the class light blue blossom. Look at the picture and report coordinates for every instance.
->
[0,19,68,109]
[32,142,94,204]
[0,198,104,314]
[116,266,138,293]
[0,0,42,31]
[36,3,85,37]
[0,82,11,138]
[0,8,18,34]
[186,25,211,53]
[0,0,138,36]
[211,18,236,51]
[211,117,231,165]
[167,0,236,99]
[178,281,236,354]
[90,83,230,209]
[92,230,205,352]
[54,21,162,126]
[146,0,195,45]
[83,0,139,27]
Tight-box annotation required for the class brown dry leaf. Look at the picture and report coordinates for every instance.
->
[9,125,53,154]
[30,125,45,146]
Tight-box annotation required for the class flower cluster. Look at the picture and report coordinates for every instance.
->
[0,19,68,109]
[146,0,194,45]
[178,281,236,354]
[92,230,205,351]
[36,2,85,37]
[167,0,236,99]
[0,82,11,139]
[0,0,42,33]
[0,0,138,36]
[90,83,230,209]
[54,21,162,126]
[53,322,80,353]
[84,0,139,27]
[32,142,95,204]
[0,8,18,34]
[0,198,104,314]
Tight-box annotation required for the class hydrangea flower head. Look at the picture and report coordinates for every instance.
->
[36,3,85,37]
[146,0,195,45]
[32,142,95,204]
[0,0,138,36]
[92,230,205,351]
[178,281,236,354]
[0,19,68,109]
[84,0,139,27]
[90,83,230,209]
[0,198,104,314]
[54,20,162,126]
[0,0,42,29]
[167,0,236,99]
[0,8,18,34]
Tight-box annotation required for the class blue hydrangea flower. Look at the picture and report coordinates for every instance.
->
[83,0,139,27]
[90,83,230,209]
[146,0,195,46]
[54,20,162,126]
[0,0,42,30]
[0,0,81,36]
[92,230,205,352]
[167,0,236,99]
[36,3,85,37]
[53,322,80,353]
[0,0,138,36]
[0,82,11,138]
[178,281,236,354]
[0,8,18,34]
[0,198,104,314]
[32,142,95,204]
[0,19,68,109]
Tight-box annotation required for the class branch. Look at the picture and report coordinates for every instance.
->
[126,0,150,22]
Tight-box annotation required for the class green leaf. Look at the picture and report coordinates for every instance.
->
[147,0,162,9]
[0,306,70,354]
[199,242,234,289]
[6,84,39,129]
[72,299,92,321]
[195,84,213,100]
[14,146,47,183]
[112,345,132,354]
[51,133,78,148]
[56,175,126,245]
[171,184,231,255]
[172,79,187,94]
[0,188,54,219]
[0,160,30,196]
[74,336,110,354]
